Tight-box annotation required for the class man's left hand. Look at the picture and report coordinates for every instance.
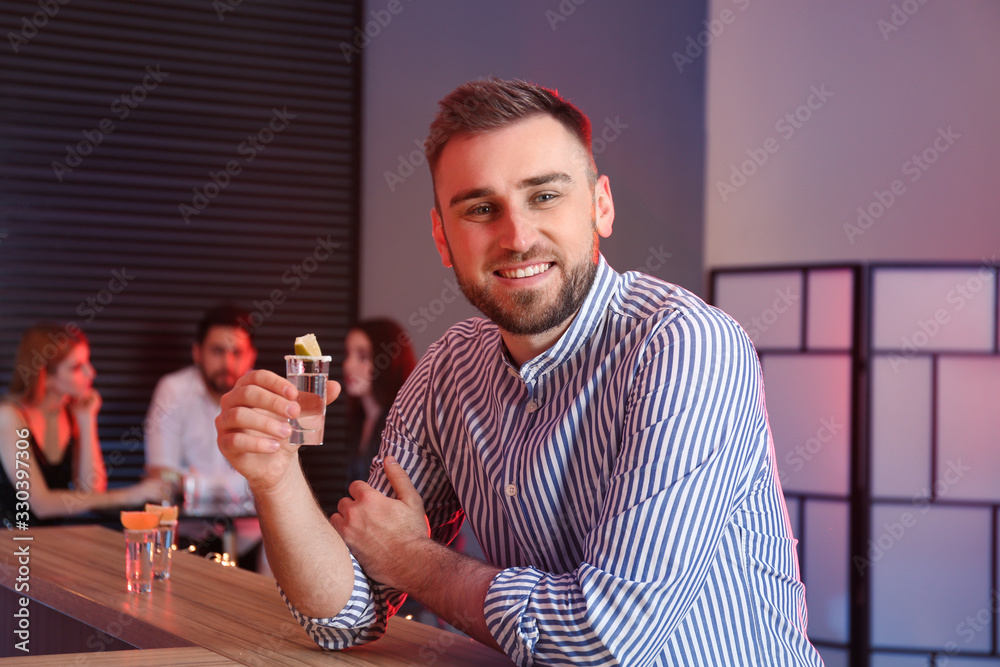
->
[330,456,431,589]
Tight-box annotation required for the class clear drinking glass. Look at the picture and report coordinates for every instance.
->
[153,521,176,580]
[284,355,331,445]
[124,528,155,593]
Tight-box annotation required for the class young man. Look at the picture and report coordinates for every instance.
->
[216,79,823,665]
[146,305,263,566]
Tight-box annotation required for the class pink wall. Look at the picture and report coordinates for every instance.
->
[705,0,1000,271]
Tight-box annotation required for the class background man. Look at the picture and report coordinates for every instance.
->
[216,79,823,665]
[146,305,264,570]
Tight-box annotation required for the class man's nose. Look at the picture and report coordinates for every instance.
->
[497,208,538,254]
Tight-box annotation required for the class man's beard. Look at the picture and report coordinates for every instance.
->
[450,231,599,337]
[200,368,236,396]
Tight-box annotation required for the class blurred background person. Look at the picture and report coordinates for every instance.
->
[144,305,265,571]
[342,318,416,485]
[342,317,430,620]
[0,324,168,528]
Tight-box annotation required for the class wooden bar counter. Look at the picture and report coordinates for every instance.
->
[1,525,513,666]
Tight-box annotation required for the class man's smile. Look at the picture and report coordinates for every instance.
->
[495,262,554,280]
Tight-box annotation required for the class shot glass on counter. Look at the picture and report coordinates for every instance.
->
[121,511,160,593]
[144,503,179,580]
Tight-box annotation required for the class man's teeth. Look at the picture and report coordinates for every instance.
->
[499,263,552,279]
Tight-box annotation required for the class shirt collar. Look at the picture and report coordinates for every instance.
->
[510,254,618,382]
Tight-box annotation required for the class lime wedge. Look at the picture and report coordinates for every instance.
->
[294,333,322,356]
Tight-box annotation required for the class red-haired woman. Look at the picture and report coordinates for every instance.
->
[0,324,168,527]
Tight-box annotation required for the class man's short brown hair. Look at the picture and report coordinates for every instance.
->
[425,77,597,193]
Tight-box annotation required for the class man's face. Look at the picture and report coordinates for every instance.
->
[192,326,256,396]
[430,114,614,336]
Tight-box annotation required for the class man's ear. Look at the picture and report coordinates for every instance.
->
[191,342,201,366]
[595,174,615,238]
[431,207,453,268]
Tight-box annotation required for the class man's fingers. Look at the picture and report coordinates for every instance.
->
[226,370,298,405]
[221,381,300,425]
[383,456,423,509]
[216,404,292,440]
[217,429,282,456]
[325,380,342,406]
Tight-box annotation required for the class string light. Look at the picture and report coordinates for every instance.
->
[205,552,236,567]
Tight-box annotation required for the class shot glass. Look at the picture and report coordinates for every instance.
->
[153,521,177,580]
[124,528,155,593]
[284,355,331,446]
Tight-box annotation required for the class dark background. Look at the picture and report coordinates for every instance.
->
[0,0,362,513]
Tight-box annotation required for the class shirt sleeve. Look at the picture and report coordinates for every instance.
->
[144,375,184,471]
[277,552,384,649]
[483,310,772,666]
[282,356,466,650]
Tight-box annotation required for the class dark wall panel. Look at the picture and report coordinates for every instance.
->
[0,0,362,513]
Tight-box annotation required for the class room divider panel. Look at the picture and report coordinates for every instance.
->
[711,262,999,667]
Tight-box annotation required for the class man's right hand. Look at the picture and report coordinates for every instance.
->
[216,369,336,493]
[217,369,352,620]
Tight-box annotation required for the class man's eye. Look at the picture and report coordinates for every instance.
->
[469,204,494,216]
[533,192,558,204]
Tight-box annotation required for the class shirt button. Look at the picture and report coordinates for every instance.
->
[506,367,519,379]
[526,401,538,413]
[505,484,518,497]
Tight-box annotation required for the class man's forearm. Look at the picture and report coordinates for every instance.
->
[255,459,356,618]
[395,539,503,652]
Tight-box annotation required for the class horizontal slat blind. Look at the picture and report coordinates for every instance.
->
[0,0,362,513]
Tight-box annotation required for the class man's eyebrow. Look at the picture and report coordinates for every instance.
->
[517,172,573,189]
[449,187,493,209]
[448,173,573,209]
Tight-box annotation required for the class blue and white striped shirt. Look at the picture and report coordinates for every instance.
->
[285,256,824,666]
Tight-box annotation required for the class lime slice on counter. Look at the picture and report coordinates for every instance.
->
[294,333,322,356]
